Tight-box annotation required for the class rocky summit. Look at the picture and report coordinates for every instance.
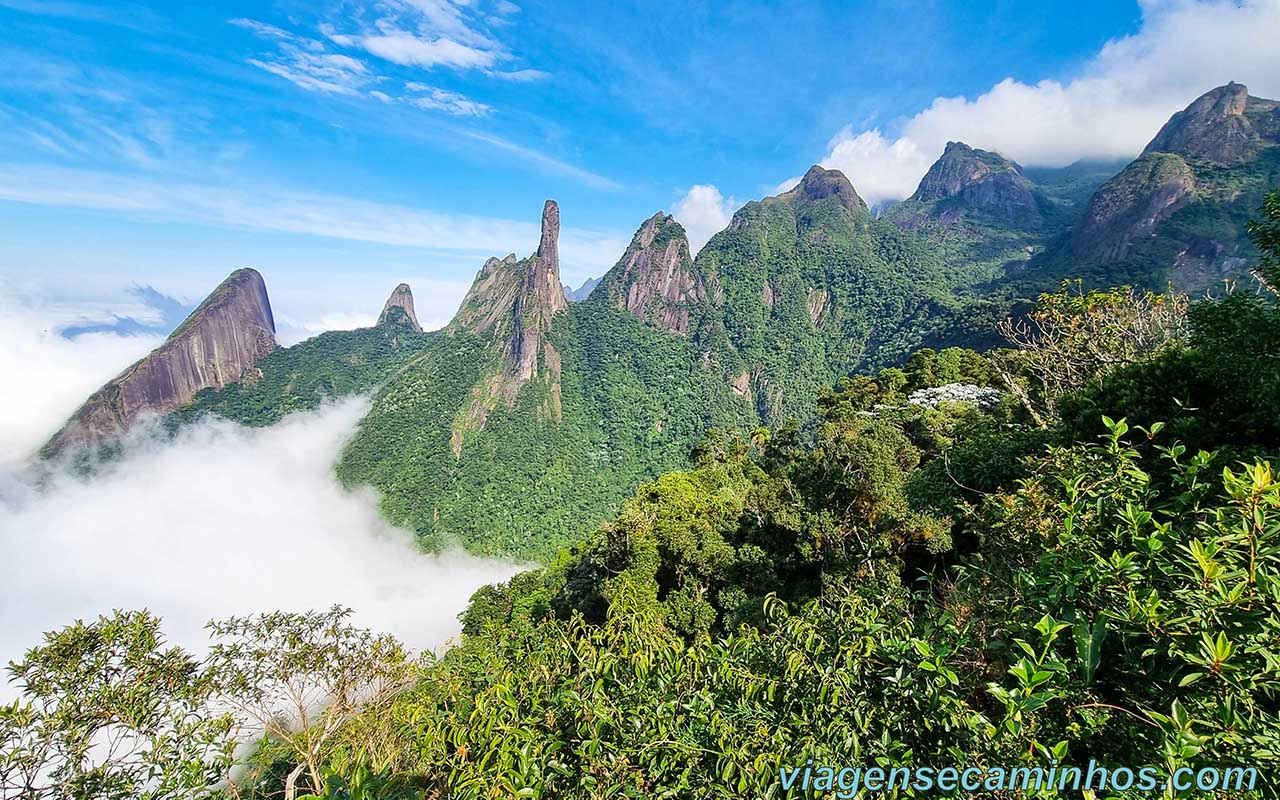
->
[591,212,713,334]
[446,199,569,450]
[908,141,1041,227]
[1143,82,1275,165]
[45,268,277,455]
[776,164,868,214]
[1070,83,1280,280]
[377,283,423,333]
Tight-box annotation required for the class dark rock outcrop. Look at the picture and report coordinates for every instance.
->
[594,212,710,334]
[1070,152,1197,263]
[45,268,277,455]
[377,283,422,332]
[447,200,568,452]
[909,141,1041,226]
[777,165,868,214]
[1143,82,1266,164]
[1070,83,1280,265]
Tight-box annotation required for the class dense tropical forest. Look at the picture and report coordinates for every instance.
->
[5,193,1279,798]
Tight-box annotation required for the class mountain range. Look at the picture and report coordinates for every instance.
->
[45,83,1280,559]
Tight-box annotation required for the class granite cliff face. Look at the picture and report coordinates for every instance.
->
[377,283,423,332]
[45,268,277,455]
[1142,82,1270,164]
[908,141,1041,227]
[1070,83,1279,273]
[593,212,711,334]
[1070,153,1198,263]
[448,200,568,451]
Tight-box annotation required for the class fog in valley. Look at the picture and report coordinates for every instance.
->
[0,296,521,696]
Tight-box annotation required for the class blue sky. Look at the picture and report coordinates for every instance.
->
[1,0,1278,337]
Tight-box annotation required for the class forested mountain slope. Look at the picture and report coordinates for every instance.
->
[1044,82,1280,290]
[335,204,755,558]
[48,82,1280,564]
[335,166,1037,558]
[17,197,1279,800]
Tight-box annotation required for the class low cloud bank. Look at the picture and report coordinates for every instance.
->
[0,295,163,468]
[0,306,522,697]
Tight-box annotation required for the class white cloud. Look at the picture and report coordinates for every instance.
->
[233,17,376,96]
[815,0,1280,206]
[0,394,522,696]
[248,51,372,96]
[672,184,740,255]
[0,295,162,467]
[406,82,492,116]
[228,17,294,40]
[313,0,540,79]
[357,32,495,69]
[813,128,934,209]
[0,163,628,271]
[488,68,549,82]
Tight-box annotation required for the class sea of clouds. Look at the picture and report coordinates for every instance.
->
[0,294,521,697]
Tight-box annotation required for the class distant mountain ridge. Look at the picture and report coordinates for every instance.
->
[562,276,600,302]
[1063,82,1280,288]
[48,81,1280,560]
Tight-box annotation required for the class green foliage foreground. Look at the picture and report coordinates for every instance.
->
[5,194,1280,798]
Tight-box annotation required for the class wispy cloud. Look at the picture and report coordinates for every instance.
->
[232,17,375,96]
[456,128,619,190]
[0,163,629,269]
[0,0,167,32]
[233,6,545,114]
[344,30,497,70]
[248,50,372,96]
[405,81,490,116]
[318,0,545,82]
[487,68,550,82]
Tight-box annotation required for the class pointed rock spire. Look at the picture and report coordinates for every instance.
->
[377,283,423,332]
[445,200,570,451]
[534,200,567,318]
[45,268,277,455]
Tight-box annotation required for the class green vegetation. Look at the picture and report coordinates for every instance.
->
[334,180,1026,561]
[9,194,1279,799]
[174,323,434,428]
[336,304,755,559]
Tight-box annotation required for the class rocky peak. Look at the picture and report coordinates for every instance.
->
[533,200,568,319]
[596,211,711,334]
[377,283,423,332]
[1143,82,1262,164]
[45,268,277,456]
[447,201,569,451]
[778,165,868,214]
[908,141,1041,226]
